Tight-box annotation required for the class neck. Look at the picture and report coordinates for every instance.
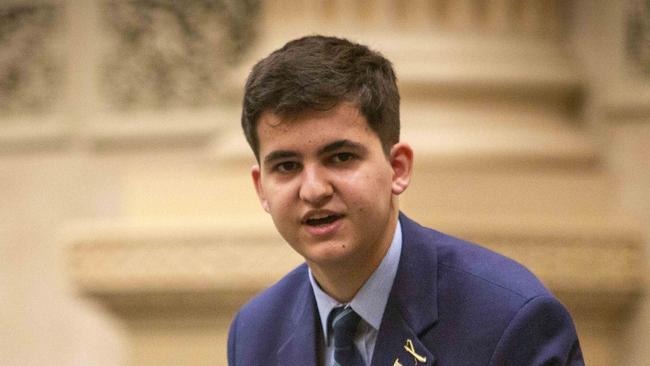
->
[309,210,399,303]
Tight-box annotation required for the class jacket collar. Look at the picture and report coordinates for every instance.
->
[370,213,439,366]
[392,212,439,334]
[276,264,320,366]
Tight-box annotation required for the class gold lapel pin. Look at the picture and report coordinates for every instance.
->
[404,339,427,363]
[393,358,403,366]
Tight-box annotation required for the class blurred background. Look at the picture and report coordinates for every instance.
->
[1,0,649,365]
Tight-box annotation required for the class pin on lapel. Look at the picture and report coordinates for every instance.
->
[404,339,427,364]
[393,358,403,366]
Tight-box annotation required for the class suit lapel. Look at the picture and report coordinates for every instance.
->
[276,269,320,366]
[371,213,440,366]
[371,299,435,366]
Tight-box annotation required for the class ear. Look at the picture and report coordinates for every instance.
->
[251,165,270,213]
[389,142,413,195]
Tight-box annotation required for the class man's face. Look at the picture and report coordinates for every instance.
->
[251,103,412,274]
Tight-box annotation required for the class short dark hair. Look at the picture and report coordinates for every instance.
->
[241,35,400,160]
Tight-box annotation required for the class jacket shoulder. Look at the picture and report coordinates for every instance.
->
[233,263,309,327]
[400,215,581,364]
[228,263,310,365]
[403,215,549,300]
[437,234,549,300]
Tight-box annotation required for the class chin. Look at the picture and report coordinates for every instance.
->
[301,241,356,265]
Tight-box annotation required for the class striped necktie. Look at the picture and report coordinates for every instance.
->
[330,306,363,366]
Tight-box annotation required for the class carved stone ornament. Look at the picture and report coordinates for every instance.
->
[101,0,259,110]
[66,216,644,313]
[0,3,63,116]
[626,0,650,77]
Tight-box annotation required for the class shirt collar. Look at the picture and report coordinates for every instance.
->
[308,220,403,342]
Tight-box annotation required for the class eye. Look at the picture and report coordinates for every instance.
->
[274,161,300,173]
[332,152,354,163]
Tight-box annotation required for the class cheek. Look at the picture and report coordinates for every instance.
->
[265,184,298,216]
[345,169,393,205]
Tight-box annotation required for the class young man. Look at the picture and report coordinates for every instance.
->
[228,35,584,366]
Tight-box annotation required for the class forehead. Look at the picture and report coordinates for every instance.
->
[256,104,376,151]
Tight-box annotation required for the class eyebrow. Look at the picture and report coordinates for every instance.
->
[318,139,366,155]
[262,139,366,165]
[263,150,299,165]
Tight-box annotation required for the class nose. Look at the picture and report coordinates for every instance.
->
[299,165,333,206]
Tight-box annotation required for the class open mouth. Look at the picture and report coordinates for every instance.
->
[305,214,342,226]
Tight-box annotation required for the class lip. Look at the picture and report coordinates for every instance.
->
[301,210,344,237]
[303,216,343,237]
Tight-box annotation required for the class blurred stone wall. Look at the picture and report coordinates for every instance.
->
[1,1,648,365]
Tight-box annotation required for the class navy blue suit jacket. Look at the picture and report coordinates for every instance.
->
[228,213,584,365]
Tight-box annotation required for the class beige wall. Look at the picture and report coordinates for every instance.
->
[571,1,650,363]
[1,1,648,365]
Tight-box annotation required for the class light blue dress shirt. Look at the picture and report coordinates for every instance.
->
[308,221,402,366]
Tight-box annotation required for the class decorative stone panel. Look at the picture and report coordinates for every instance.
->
[264,0,565,39]
[101,0,259,110]
[626,0,650,77]
[66,215,644,314]
[0,2,63,116]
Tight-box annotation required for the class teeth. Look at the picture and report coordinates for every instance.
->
[305,214,339,226]
[310,215,329,220]
[305,213,335,221]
